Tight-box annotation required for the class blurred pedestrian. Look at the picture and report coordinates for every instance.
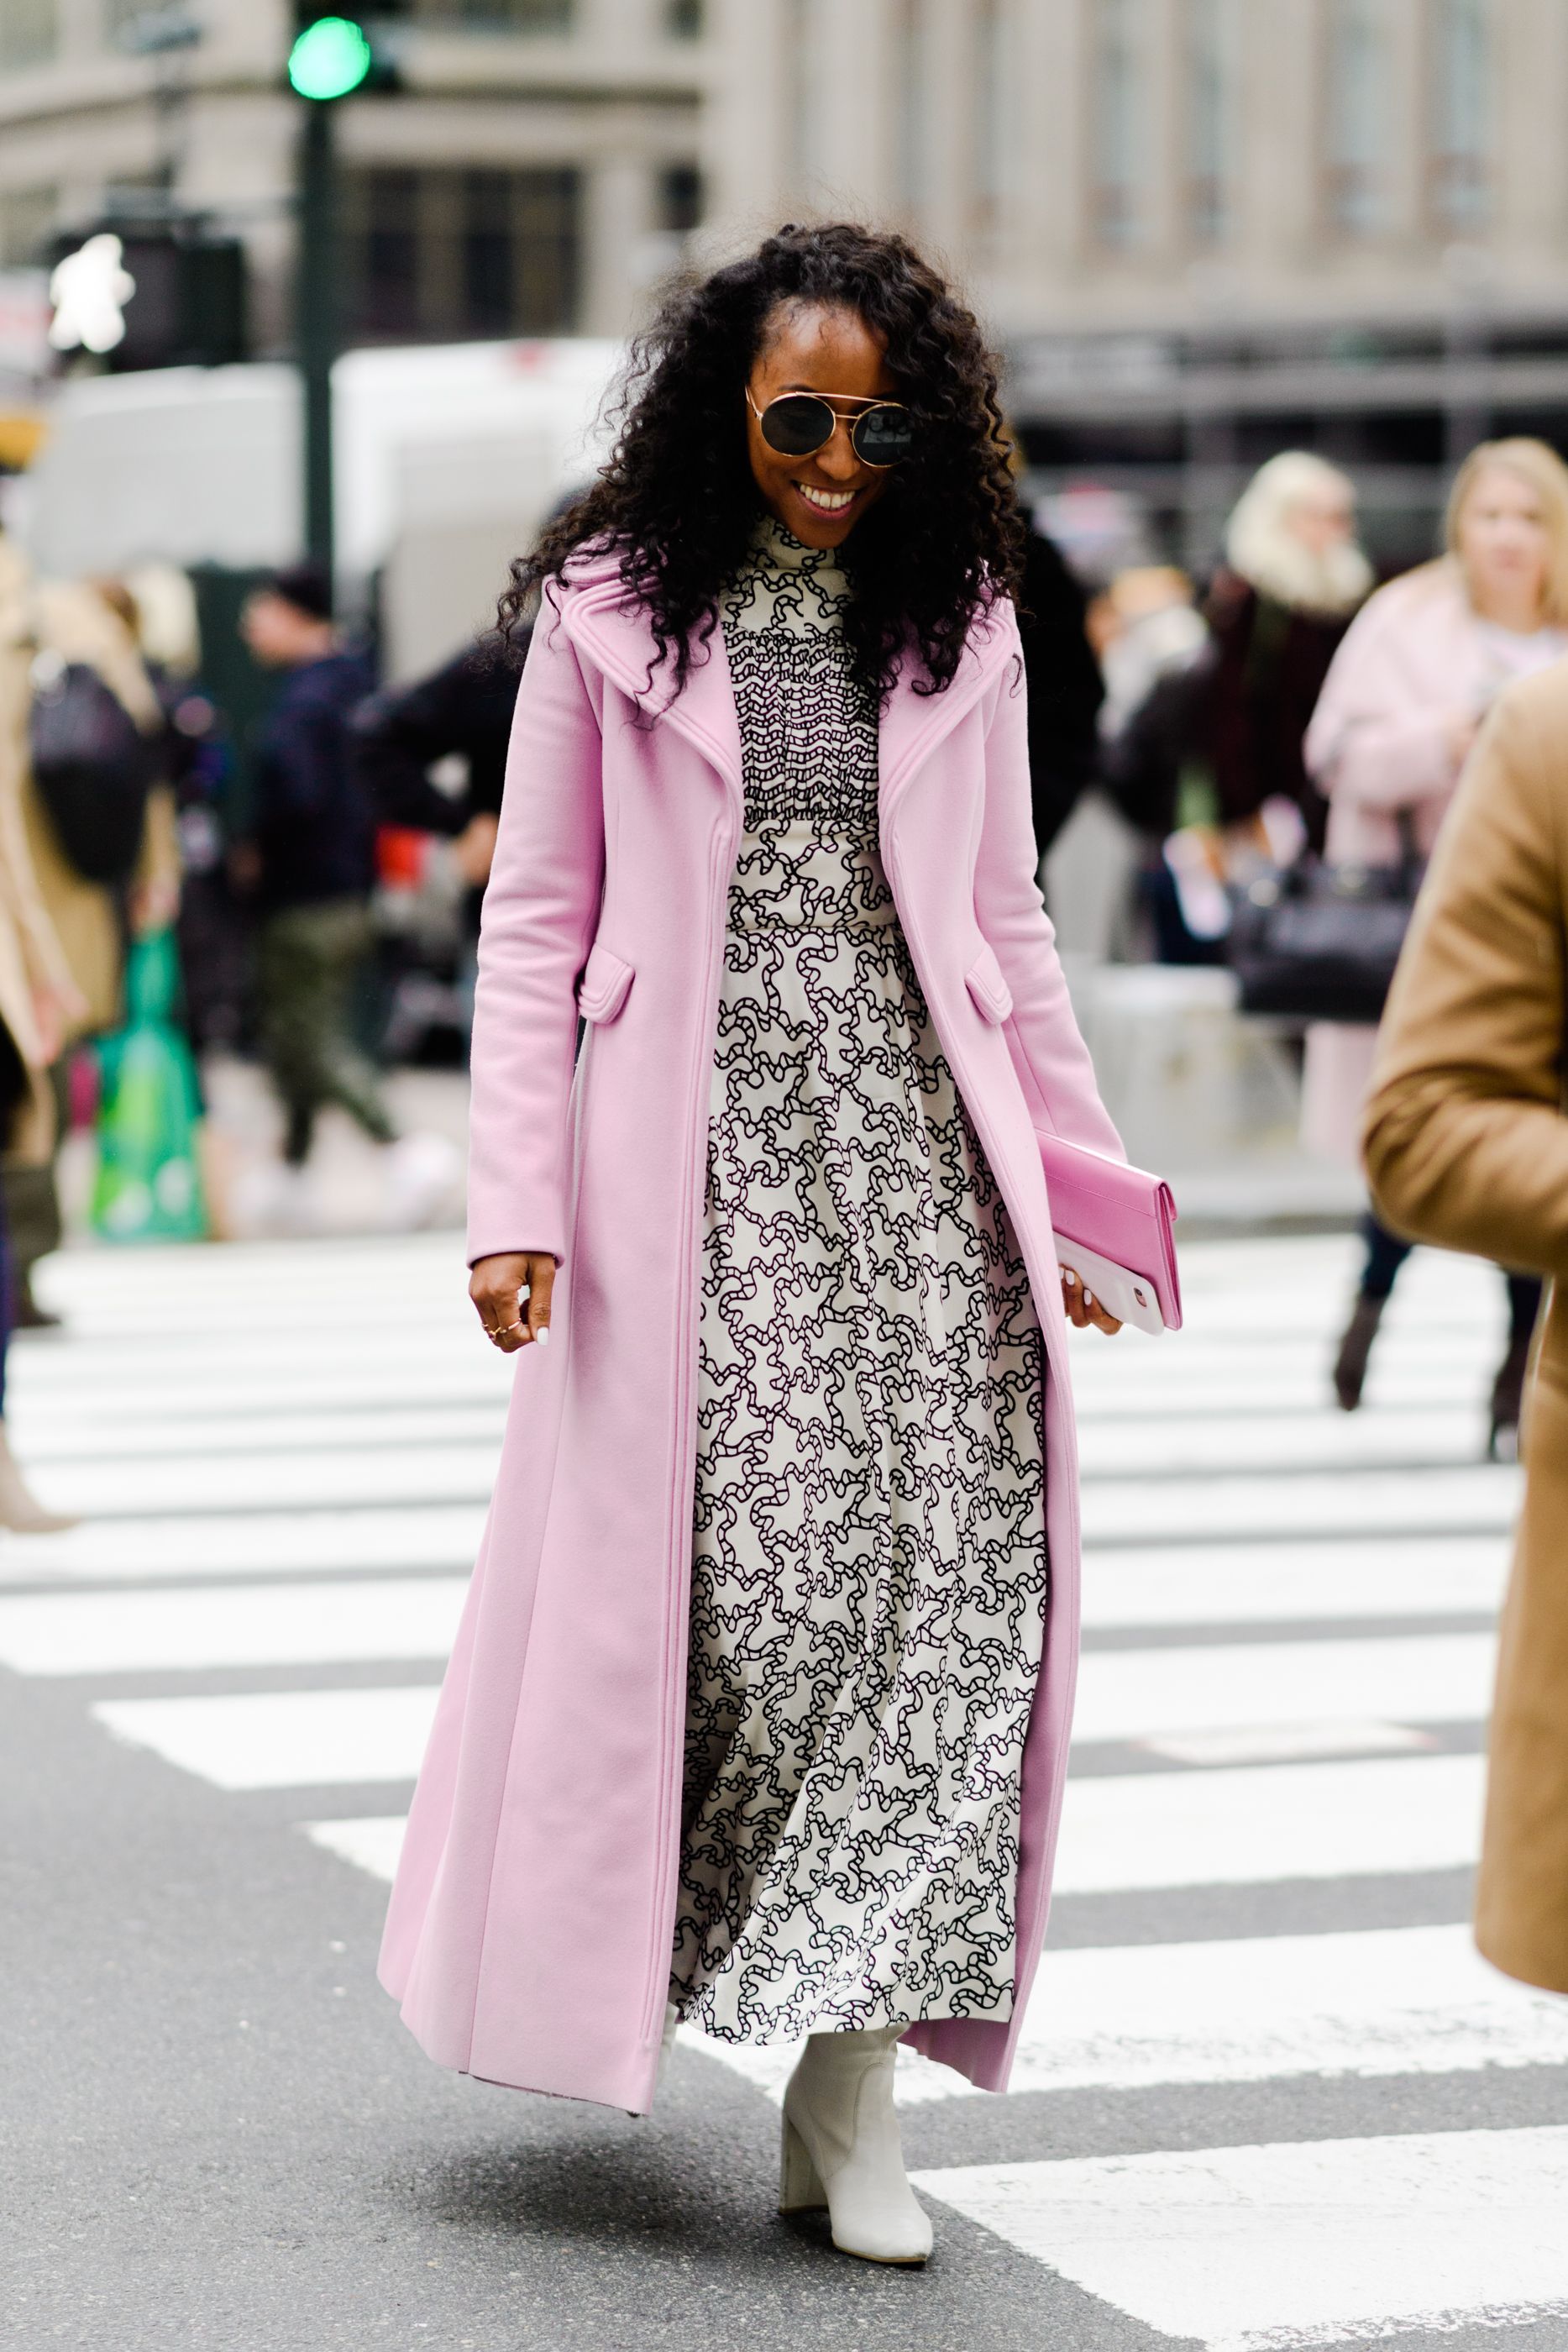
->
[1305,439,1568,1442]
[8,570,179,1323]
[349,631,524,937]
[1201,452,1372,851]
[0,533,87,1530]
[380,222,1124,2268]
[1015,515,1104,862]
[1363,656,1568,2000]
[240,565,459,1227]
[1094,567,1216,960]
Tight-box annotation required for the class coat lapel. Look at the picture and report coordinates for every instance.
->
[564,559,1014,827]
[561,571,742,809]
[878,601,1015,823]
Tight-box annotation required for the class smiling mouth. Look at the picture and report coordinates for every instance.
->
[794,483,857,514]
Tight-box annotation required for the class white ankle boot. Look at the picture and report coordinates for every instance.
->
[780,2024,933,2265]
[0,1422,75,1535]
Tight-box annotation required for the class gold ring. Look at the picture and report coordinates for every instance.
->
[491,1319,523,1339]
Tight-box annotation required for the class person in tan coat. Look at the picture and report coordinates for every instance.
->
[0,537,88,1529]
[1363,658,1568,1997]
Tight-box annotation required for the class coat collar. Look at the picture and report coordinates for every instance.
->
[557,550,1017,820]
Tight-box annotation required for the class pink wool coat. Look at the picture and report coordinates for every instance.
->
[378,549,1124,2115]
[1300,561,1508,1165]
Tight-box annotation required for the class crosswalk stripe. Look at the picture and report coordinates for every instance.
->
[0,1506,487,1585]
[1053,1751,1484,1892]
[293,1750,1487,1903]
[1078,1405,1508,1476]
[29,1442,500,1520]
[12,1404,506,1468]
[1073,1630,1495,1745]
[0,1578,467,1675]
[912,2127,1568,2352]
[92,1686,439,1789]
[1079,1536,1507,1630]
[1083,1464,1519,1544]
[677,1922,1568,2106]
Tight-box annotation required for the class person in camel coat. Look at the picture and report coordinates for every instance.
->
[1363,657,1568,1998]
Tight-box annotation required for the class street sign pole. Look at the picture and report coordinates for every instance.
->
[298,94,338,583]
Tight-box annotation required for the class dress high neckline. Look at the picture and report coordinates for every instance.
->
[750,513,840,573]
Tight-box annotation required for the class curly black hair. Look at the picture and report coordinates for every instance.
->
[498,222,1024,706]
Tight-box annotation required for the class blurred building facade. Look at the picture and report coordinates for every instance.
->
[0,0,712,351]
[709,0,1568,566]
[7,2,1568,569]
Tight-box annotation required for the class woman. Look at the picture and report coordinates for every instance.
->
[1363,659,1568,2004]
[1303,438,1568,1442]
[0,534,87,1530]
[1200,450,1372,851]
[380,224,1124,2265]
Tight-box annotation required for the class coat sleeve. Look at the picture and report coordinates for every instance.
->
[465,605,606,1267]
[1363,678,1568,1278]
[973,612,1124,1159]
[1304,591,1459,815]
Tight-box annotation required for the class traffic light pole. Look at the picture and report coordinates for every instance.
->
[297,96,337,587]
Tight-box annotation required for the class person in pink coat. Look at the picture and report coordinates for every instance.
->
[378,223,1126,2266]
[1303,438,1568,1445]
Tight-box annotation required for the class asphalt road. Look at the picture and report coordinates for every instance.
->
[4,1229,1567,2352]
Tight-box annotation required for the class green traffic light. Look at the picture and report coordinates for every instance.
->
[288,15,372,101]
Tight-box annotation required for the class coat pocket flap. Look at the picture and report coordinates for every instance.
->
[965,942,1013,1025]
[577,941,635,1025]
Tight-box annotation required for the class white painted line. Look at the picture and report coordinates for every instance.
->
[684,1922,1568,2107]
[0,1505,487,1584]
[0,1578,466,1676]
[305,1815,407,1881]
[1053,1752,1484,1893]
[1073,1631,1494,1746]
[92,1685,439,1790]
[1080,1536,1508,1630]
[1083,1466,1519,1545]
[915,2126,1568,2351]
[1137,1719,1435,1767]
[8,1404,507,1466]
[27,1442,501,1520]
[1078,1407,1496,1478]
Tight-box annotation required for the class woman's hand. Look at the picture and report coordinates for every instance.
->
[1061,1267,1122,1335]
[469,1251,555,1353]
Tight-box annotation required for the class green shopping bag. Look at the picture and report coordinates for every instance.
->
[91,930,207,1243]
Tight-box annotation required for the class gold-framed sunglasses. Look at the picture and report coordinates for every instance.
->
[746,388,915,468]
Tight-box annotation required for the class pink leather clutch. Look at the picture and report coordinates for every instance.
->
[1037,1132,1183,1332]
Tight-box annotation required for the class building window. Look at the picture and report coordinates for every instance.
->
[1089,0,1149,249]
[1,0,58,67]
[379,0,574,26]
[1324,0,1391,237]
[1429,0,1490,232]
[658,164,703,237]
[1183,0,1238,246]
[973,0,1008,234]
[668,0,704,34]
[0,186,58,267]
[895,0,930,218]
[346,166,581,343]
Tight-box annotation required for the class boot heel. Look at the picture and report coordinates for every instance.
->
[779,2113,827,2213]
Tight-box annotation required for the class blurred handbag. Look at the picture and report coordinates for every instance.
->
[1227,816,1422,1025]
[29,652,156,886]
[1038,1132,1183,1335]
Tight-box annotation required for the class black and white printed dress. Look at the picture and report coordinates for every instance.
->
[670,518,1047,2046]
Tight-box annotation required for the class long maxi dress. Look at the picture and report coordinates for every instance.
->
[669,518,1050,2048]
